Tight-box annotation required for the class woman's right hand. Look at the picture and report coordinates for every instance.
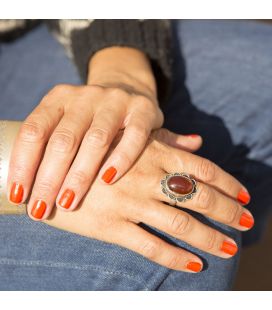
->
[45,128,254,273]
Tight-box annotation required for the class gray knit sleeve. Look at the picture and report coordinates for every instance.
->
[47,19,173,106]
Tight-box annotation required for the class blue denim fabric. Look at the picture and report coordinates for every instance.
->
[0,20,271,290]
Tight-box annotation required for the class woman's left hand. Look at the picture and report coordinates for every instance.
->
[7,46,167,220]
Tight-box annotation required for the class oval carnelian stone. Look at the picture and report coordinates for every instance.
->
[167,175,193,195]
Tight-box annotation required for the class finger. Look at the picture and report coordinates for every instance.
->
[156,174,254,231]
[173,134,203,151]
[153,128,203,152]
[168,134,203,152]
[7,92,64,205]
[161,147,251,205]
[27,107,92,220]
[115,222,203,272]
[129,200,238,258]
[98,109,153,184]
[55,106,125,211]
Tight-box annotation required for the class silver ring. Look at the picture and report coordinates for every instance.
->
[161,172,197,204]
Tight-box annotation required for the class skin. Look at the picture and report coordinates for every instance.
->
[6,46,253,272]
[7,46,163,219]
[43,128,253,273]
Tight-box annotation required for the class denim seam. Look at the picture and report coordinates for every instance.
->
[154,269,173,290]
[0,258,149,289]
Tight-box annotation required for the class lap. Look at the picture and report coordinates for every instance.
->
[164,20,272,248]
[179,20,272,165]
[1,21,271,290]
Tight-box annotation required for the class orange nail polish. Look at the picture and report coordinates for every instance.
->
[58,189,75,209]
[31,200,47,219]
[9,182,24,204]
[239,212,254,229]
[237,189,251,204]
[102,166,117,183]
[220,241,238,256]
[186,261,202,272]
[185,134,199,138]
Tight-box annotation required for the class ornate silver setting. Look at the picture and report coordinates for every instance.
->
[160,172,197,204]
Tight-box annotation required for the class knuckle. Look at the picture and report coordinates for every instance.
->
[128,125,149,142]
[166,255,182,270]
[49,128,77,153]
[170,212,190,236]
[69,170,90,187]
[75,85,96,99]
[205,229,217,251]
[19,120,47,143]
[10,164,29,179]
[134,96,163,127]
[86,127,111,148]
[86,84,105,98]
[140,240,159,260]
[108,87,128,100]
[49,84,73,96]
[35,179,56,196]
[135,96,156,112]
[196,186,215,213]
[41,84,74,106]
[116,150,132,167]
[224,204,240,225]
[198,159,217,183]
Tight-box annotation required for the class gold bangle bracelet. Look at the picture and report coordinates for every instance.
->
[0,120,26,215]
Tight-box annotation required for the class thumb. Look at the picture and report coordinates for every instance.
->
[153,128,203,152]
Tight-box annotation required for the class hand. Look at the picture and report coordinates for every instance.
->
[7,46,164,220]
[44,128,254,273]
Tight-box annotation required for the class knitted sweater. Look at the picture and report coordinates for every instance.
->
[0,19,173,105]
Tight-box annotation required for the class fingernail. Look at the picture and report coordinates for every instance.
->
[220,240,238,256]
[58,189,75,209]
[186,261,202,272]
[237,189,251,204]
[185,134,199,138]
[9,182,24,204]
[102,166,117,183]
[239,212,254,229]
[31,199,47,219]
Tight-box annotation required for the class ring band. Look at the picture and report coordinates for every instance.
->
[161,172,197,204]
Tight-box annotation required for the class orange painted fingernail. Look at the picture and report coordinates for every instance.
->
[220,241,238,256]
[58,189,75,209]
[239,212,254,229]
[237,189,251,205]
[186,261,202,272]
[31,200,47,219]
[102,166,117,183]
[9,182,24,204]
[185,134,199,138]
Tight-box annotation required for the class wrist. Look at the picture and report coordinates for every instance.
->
[87,46,157,102]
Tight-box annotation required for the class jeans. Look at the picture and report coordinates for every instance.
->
[0,20,271,290]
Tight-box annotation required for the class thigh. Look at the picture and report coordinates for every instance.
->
[0,24,169,291]
[180,20,272,246]
[0,215,171,290]
[179,20,272,166]
[0,21,254,291]
[159,20,272,290]
[166,20,272,167]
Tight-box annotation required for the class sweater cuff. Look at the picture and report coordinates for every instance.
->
[70,20,173,106]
